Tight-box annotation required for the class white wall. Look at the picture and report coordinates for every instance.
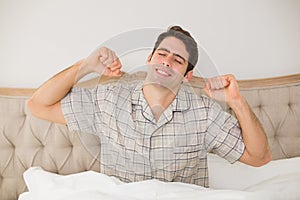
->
[0,0,300,88]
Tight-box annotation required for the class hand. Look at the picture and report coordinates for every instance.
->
[204,74,241,106]
[84,47,122,76]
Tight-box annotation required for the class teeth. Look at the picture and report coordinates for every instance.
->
[157,69,169,76]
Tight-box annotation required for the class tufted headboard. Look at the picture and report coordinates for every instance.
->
[0,73,300,200]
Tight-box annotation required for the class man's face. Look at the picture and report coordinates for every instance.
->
[148,36,190,76]
[144,36,192,93]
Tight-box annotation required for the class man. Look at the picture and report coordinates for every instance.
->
[27,26,272,187]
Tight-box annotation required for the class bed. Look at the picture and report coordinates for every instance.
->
[0,73,300,200]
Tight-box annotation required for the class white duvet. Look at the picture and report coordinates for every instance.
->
[19,167,300,200]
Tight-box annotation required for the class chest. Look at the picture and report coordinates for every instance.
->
[100,103,207,153]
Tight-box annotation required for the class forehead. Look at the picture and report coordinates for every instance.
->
[157,36,189,60]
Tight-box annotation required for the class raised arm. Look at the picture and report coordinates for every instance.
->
[27,47,122,124]
[204,74,272,167]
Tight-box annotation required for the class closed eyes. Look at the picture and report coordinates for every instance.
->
[157,50,184,65]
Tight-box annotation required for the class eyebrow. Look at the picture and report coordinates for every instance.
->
[157,48,187,63]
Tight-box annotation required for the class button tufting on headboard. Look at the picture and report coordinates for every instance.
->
[239,83,300,160]
[0,95,101,200]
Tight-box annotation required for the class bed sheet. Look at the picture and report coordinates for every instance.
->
[207,153,300,190]
[19,167,300,200]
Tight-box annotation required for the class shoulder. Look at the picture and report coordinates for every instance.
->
[181,83,215,106]
[180,83,230,118]
[95,79,142,100]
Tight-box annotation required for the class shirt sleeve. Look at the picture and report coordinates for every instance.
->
[205,98,245,164]
[61,86,99,133]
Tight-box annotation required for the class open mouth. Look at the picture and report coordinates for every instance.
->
[155,68,172,77]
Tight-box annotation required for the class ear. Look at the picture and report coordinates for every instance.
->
[183,70,193,82]
[146,53,153,64]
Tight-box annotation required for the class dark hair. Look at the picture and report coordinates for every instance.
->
[151,25,198,75]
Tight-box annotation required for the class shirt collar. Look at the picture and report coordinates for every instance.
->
[131,81,191,112]
[171,83,191,112]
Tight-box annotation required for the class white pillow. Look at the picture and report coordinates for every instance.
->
[207,153,300,190]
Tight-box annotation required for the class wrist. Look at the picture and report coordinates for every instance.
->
[228,95,247,112]
[72,59,93,83]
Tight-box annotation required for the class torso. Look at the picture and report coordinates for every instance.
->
[94,80,211,187]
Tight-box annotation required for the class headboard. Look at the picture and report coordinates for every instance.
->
[0,73,300,200]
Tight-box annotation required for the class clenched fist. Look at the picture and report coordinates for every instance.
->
[84,47,122,77]
[204,74,242,106]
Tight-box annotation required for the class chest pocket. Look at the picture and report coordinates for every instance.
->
[174,145,204,157]
[172,144,203,171]
[173,133,206,161]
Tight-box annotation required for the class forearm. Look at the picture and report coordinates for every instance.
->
[27,59,93,124]
[229,97,272,165]
[27,47,121,124]
[29,59,88,107]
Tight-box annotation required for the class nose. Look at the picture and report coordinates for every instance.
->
[162,56,172,67]
[162,61,170,67]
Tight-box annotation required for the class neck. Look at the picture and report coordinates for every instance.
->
[142,84,178,122]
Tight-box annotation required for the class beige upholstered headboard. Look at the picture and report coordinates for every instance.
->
[0,73,300,200]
